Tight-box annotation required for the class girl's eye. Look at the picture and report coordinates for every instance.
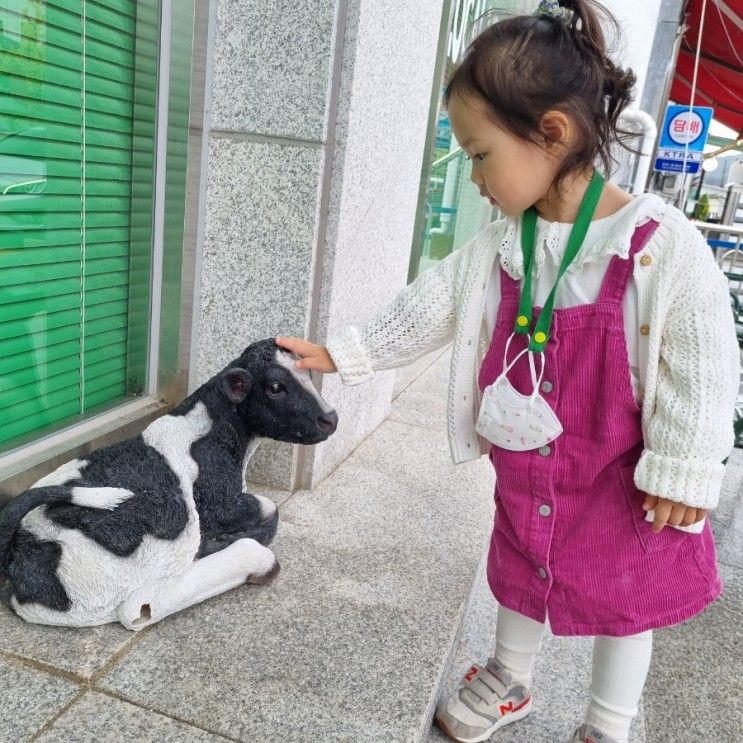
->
[465,153,485,161]
[266,382,287,397]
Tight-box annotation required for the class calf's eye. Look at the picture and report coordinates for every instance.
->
[266,382,287,398]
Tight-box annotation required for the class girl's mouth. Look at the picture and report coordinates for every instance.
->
[489,197,498,206]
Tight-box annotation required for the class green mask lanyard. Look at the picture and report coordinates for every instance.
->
[514,170,605,353]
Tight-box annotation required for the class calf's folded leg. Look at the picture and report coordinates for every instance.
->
[116,537,279,631]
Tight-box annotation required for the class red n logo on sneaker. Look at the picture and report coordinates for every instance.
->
[464,666,478,683]
[500,696,530,717]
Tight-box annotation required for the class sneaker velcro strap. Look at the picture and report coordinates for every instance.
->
[461,665,506,706]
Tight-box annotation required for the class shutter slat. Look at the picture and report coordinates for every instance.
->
[85,356,127,383]
[1,309,81,344]
[3,386,83,430]
[85,18,135,53]
[85,373,125,398]
[0,294,81,325]
[85,383,126,410]
[85,2,136,30]
[3,261,81,288]
[85,339,126,365]
[0,323,81,358]
[0,277,82,306]
[85,271,128,292]
[85,327,126,352]
[85,314,127,337]
[0,339,81,377]
[88,0,138,20]
[0,400,82,447]
[0,243,128,269]
[1,355,80,398]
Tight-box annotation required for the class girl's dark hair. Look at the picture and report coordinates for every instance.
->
[442,0,637,189]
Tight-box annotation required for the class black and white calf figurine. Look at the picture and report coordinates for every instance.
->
[0,339,337,631]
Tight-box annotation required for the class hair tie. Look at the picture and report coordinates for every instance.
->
[534,0,573,23]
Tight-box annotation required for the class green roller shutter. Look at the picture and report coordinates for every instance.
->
[0,0,158,453]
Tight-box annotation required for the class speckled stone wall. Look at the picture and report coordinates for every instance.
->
[308,0,447,486]
[194,0,445,488]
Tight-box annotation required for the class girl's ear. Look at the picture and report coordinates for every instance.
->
[539,110,572,151]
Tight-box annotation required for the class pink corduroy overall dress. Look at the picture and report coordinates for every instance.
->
[478,220,722,637]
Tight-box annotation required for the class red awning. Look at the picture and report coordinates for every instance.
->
[670,0,743,136]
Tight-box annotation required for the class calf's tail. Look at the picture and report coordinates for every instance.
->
[0,486,75,574]
[0,484,133,573]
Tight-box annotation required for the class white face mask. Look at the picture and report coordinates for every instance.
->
[476,333,563,451]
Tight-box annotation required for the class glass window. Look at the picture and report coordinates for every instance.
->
[0,0,158,453]
[410,1,533,280]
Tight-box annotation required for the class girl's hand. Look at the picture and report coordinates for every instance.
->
[642,494,707,533]
[275,336,337,374]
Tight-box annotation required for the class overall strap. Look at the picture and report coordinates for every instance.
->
[597,219,659,304]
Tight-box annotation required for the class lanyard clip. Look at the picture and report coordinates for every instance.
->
[514,314,530,335]
[529,330,549,352]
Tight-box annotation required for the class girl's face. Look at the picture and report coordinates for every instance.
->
[446,93,560,218]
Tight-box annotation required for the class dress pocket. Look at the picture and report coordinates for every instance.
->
[619,464,689,554]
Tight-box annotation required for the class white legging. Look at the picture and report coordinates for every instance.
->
[494,605,653,742]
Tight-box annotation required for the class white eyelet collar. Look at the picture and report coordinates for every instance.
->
[497,192,667,279]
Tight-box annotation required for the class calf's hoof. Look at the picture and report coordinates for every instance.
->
[246,559,281,586]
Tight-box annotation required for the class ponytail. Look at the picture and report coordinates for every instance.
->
[444,0,639,187]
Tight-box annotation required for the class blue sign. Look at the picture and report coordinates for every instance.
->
[654,104,714,174]
[435,113,452,151]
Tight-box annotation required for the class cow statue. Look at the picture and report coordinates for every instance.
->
[0,339,337,631]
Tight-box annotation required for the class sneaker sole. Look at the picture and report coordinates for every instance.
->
[434,696,532,743]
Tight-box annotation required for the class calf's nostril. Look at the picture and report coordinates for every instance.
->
[317,410,338,434]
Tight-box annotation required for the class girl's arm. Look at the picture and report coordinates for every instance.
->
[634,251,740,514]
[274,243,470,381]
[323,244,469,384]
[282,221,505,383]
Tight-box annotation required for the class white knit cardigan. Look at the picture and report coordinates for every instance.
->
[326,201,740,510]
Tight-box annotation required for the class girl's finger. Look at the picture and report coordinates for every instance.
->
[651,499,673,533]
[642,494,658,512]
[275,336,302,352]
[684,508,707,525]
[667,502,687,526]
[680,507,698,526]
[276,336,317,357]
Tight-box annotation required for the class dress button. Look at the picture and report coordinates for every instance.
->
[538,504,552,517]
[538,567,548,579]
[538,445,551,456]
[640,324,650,336]
[640,254,652,266]
[541,381,553,393]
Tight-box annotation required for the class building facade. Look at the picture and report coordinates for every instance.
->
[0,0,671,496]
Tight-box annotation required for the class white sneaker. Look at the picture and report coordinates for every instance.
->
[570,723,621,743]
[434,658,532,742]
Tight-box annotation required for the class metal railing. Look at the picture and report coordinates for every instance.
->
[692,221,743,305]
[694,221,743,447]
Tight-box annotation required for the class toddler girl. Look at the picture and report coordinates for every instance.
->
[277,1,740,741]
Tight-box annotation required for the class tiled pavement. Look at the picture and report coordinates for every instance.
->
[1,348,740,742]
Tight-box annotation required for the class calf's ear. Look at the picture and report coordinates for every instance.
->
[221,368,252,404]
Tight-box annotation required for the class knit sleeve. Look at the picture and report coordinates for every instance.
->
[634,262,740,509]
[325,234,482,385]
